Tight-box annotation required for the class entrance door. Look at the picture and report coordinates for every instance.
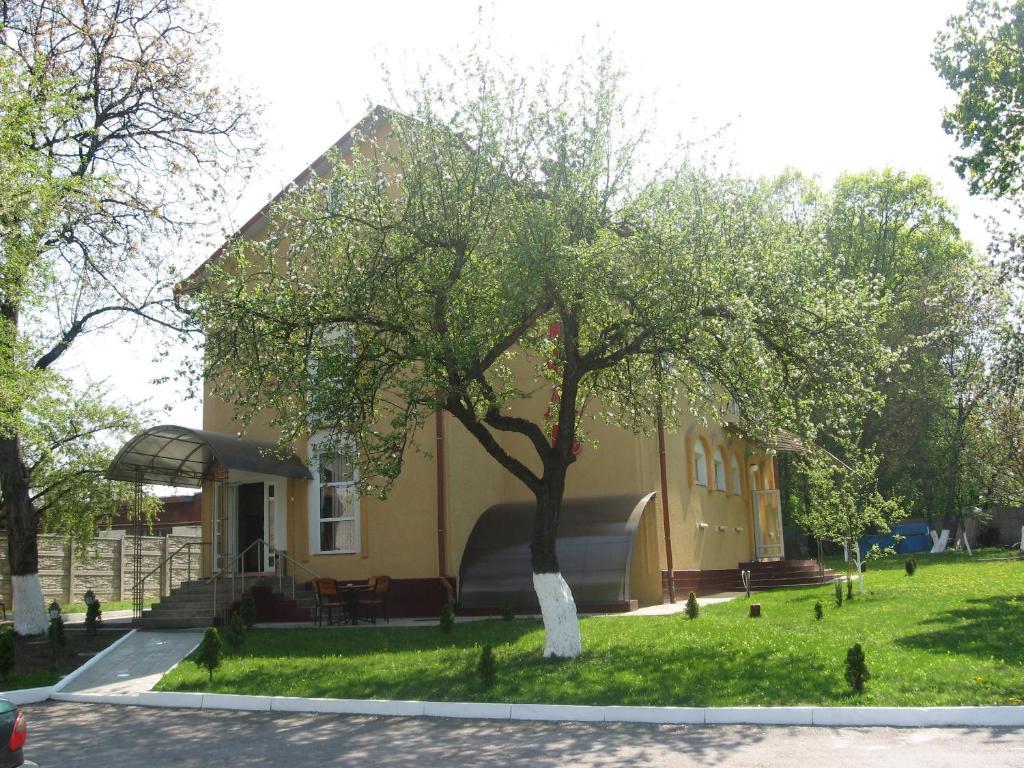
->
[752,489,785,560]
[236,482,265,572]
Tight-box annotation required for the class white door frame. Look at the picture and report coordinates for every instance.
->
[224,471,288,574]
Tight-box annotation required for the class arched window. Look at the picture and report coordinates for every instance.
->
[309,433,360,555]
[730,454,742,496]
[713,449,726,491]
[693,439,708,487]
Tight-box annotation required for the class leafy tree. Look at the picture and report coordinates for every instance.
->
[823,171,978,521]
[190,51,889,658]
[934,0,1024,201]
[0,0,257,634]
[791,434,905,594]
[934,0,1024,384]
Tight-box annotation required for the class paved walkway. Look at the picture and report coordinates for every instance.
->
[58,630,201,695]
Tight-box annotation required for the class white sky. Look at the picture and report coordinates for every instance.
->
[60,0,998,444]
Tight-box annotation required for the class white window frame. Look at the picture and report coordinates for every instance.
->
[693,440,708,487]
[713,452,726,492]
[308,433,360,555]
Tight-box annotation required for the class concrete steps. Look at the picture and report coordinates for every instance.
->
[133,575,311,629]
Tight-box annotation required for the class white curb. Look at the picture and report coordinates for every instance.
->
[0,687,54,706]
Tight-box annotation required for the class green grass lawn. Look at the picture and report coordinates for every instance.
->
[60,599,145,614]
[156,550,1024,706]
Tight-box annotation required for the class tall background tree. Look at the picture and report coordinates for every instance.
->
[0,0,257,633]
[190,52,889,658]
[934,0,1024,382]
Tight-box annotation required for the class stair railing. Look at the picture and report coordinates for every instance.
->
[209,539,321,625]
[129,540,211,619]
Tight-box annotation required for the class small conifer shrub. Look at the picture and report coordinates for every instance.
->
[814,601,824,621]
[439,604,454,634]
[905,557,917,576]
[0,628,14,684]
[846,576,854,600]
[240,592,258,629]
[224,611,245,651]
[834,579,844,608]
[845,643,871,694]
[194,627,223,681]
[500,601,515,621]
[478,644,496,689]
[685,591,699,620]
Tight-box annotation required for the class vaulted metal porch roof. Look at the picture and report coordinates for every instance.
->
[106,425,312,487]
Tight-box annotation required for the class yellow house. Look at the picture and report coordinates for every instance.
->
[108,109,812,622]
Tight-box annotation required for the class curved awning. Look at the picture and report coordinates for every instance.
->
[458,492,656,612]
[106,425,313,487]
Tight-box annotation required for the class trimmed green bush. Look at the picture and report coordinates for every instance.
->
[834,579,844,607]
[845,643,871,694]
[500,601,515,622]
[48,616,66,648]
[240,593,258,629]
[85,600,102,636]
[814,601,824,621]
[905,557,917,576]
[224,611,245,651]
[478,644,496,688]
[846,577,854,601]
[439,604,454,634]
[194,627,223,681]
[0,628,14,684]
[685,591,699,620]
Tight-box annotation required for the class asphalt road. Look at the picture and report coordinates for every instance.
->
[21,701,1024,767]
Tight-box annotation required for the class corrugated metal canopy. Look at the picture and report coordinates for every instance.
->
[458,493,656,612]
[106,425,312,487]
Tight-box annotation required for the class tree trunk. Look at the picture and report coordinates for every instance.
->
[0,436,48,635]
[530,471,581,659]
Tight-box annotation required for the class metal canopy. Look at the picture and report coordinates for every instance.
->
[106,424,313,487]
[458,492,656,612]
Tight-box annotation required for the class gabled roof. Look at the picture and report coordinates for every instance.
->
[177,105,393,294]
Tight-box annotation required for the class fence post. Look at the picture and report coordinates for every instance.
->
[67,540,75,605]
[160,536,169,597]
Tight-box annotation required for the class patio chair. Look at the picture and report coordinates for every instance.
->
[357,575,391,624]
[314,578,342,626]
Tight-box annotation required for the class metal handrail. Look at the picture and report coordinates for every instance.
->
[208,538,322,623]
[129,540,211,614]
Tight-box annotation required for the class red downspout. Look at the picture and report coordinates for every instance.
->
[657,409,676,603]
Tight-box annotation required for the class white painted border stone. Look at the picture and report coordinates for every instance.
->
[604,706,704,724]
[422,701,512,720]
[0,686,54,706]
[138,691,204,709]
[51,691,139,706]
[201,693,272,712]
[706,707,814,725]
[812,706,1024,727]
[510,703,605,722]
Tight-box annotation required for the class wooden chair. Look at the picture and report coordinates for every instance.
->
[357,575,391,624]
[313,578,342,626]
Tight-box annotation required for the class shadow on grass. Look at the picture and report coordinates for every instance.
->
[895,595,1024,663]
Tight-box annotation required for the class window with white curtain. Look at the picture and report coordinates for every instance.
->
[309,435,359,554]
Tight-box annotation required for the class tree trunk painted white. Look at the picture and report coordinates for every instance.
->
[533,572,582,659]
[13,573,48,636]
[853,549,865,594]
